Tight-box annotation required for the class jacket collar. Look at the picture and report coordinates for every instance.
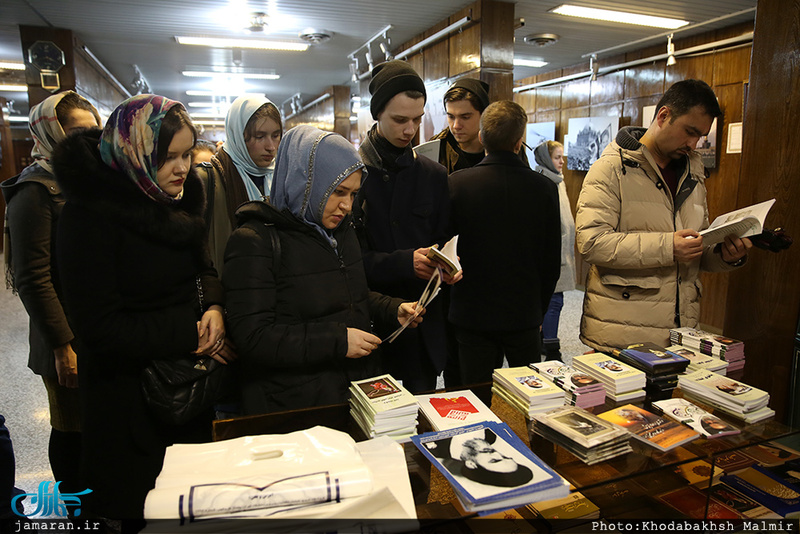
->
[1,163,61,204]
[53,128,208,248]
[474,150,520,168]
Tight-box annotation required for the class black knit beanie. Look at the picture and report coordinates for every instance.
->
[444,78,490,112]
[369,60,427,120]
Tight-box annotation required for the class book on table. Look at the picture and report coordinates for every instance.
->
[721,465,800,518]
[665,344,729,374]
[699,198,775,246]
[492,367,565,416]
[416,389,501,431]
[597,404,699,452]
[678,369,769,413]
[652,397,740,439]
[411,421,569,514]
[613,342,690,376]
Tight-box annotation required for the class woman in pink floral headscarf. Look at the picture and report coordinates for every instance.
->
[52,95,234,525]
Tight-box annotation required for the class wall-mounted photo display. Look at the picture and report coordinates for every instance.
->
[695,117,718,168]
[523,121,555,164]
[566,117,619,171]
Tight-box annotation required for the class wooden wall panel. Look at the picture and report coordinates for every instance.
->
[723,0,800,423]
[664,52,714,88]
[516,90,535,115]
[424,20,450,82]
[624,62,666,99]
[448,4,481,77]
[479,1,514,70]
[561,79,591,109]
[713,46,752,87]
[622,95,662,129]
[536,85,561,111]
[591,69,624,105]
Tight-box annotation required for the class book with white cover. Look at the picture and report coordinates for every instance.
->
[417,390,501,431]
[652,398,740,438]
[492,367,565,405]
[412,138,441,161]
[699,198,775,246]
[350,374,417,417]
[532,406,629,450]
[679,369,769,412]
[529,361,603,393]
[666,345,728,373]
[572,353,646,393]
[426,234,461,277]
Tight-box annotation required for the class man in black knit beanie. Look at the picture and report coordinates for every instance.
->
[353,60,461,393]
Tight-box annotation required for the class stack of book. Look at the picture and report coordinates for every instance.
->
[416,389,501,431]
[349,374,418,441]
[612,342,690,400]
[721,466,800,518]
[572,353,647,403]
[670,327,745,375]
[411,421,570,514]
[678,369,774,424]
[598,404,699,452]
[666,344,729,375]
[652,397,741,439]
[492,367,565,418]
[529,361,607,409]
[532,406,632,465]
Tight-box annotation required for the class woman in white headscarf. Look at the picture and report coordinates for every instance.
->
[197,95,282,274]
[0,91,100,497]
[533,140,576,361]
[223,125,423,415]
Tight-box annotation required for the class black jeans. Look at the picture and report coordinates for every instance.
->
[454,326,541,385]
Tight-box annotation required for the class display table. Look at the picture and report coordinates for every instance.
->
[211,383,800,525]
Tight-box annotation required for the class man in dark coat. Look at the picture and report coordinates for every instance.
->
[353,60,460,393]
[448,101,561,385]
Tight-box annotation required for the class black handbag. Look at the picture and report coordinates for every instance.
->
[140,275,230,425]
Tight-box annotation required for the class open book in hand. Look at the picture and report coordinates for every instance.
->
[699,198,775,246]
[383,267,443,343]
[426,235,461,277]
[412,138,441,161]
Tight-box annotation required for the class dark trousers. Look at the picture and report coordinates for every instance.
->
[454,326,541,385]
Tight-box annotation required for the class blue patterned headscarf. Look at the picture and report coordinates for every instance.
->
[99,94,184,205]
[270,125,366,246]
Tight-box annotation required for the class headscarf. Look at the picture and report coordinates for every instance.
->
[270,125,366,246]
[533,141,562,184]
[223,95,275,201]
[99,94,184,205]
[29,90,100,173]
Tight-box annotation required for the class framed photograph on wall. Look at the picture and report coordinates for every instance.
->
[567,117,619,171]
[695,118,718,168]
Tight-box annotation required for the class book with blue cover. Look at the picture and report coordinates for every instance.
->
[411,421,569,514]
[614,342,690,376]
[720,465,800,518]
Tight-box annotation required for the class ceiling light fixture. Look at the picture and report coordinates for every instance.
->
[666,34,677,66]
[175,36,308,51]
[182,70,280,80]
[186,90,266,97]
[550,5,689,29]
[0,84,27,92]
[7,115,29,122]
[513,58,548,68]
[0,61,25,70]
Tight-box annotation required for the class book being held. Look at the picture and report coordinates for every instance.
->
[699,198,775,246]
[426,234,461,277]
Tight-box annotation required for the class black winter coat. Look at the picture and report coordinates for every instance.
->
[1,164,73,376]
[53,129,222,520]
[353,130,451,379]
[448,151,561,330]
[223,201,403,415]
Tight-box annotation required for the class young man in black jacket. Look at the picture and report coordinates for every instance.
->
[447,101,561,385]
[354,60,461,393]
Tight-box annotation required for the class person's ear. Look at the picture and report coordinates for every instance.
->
[464,460,477,470]
[478,130,484,145]
[514,137,524,153]
[655,106,671,127]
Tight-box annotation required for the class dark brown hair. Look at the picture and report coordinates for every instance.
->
[243,102,283,142]
[479,100,527,153]
[444,87,484,113]
[55,92,100,130]
[656,79,722,121]
[157,105,197,168]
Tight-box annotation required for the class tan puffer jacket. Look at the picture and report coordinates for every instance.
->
[576,127,739,353]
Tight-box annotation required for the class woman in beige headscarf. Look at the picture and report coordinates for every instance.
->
[0,90,100,496]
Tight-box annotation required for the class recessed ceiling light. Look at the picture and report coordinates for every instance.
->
[175,36,308,51]
[0,84,27,92]
[513,58,548,68]
[0,61,25,70]
[186,90,266,97]
[550,5,689,29]
[7,115,29,122]
[182,70,280,80]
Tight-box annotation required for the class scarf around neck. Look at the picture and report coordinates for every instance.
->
[222,95,274,201]
[271,125,366,246]
[99,94,185,205]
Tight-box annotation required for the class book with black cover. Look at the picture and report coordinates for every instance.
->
[614,342,689,376]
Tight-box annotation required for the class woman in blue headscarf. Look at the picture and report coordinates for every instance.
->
[53,94,234,524]
[223,125,422,415]
[197,95,282,274]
